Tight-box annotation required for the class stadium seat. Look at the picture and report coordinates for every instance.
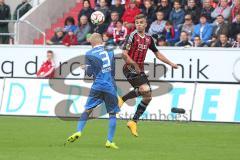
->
[34,0,95,45]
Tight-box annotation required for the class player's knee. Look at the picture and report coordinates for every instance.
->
[139,84,151,95]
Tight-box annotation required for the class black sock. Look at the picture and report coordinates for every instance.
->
[122,88,140,102]
[133,101,149,122]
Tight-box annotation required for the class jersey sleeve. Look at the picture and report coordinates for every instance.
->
[149,36,158,53]
[122,32,135,51]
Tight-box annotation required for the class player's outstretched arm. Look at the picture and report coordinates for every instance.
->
[122,50,141,73]
[154,51,178,69]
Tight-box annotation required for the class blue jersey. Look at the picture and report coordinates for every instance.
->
[85,45,116,92]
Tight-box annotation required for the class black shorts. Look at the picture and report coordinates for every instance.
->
[123,65,151,89]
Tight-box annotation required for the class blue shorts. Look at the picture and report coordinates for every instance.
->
[84,88,120,114]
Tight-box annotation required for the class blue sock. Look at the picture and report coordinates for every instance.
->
[107,114,117,142]
[77,111,89,132]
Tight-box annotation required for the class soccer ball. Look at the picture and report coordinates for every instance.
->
[90,11,105,25]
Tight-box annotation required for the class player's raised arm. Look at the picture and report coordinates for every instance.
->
[149,36,178,69]
[154,51,178,69]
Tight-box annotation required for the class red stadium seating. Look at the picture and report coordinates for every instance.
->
[34,0,95,45]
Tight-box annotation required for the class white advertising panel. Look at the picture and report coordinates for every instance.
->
[119,82,194,121]
[0,79,4,110]
[0,46,240,82]
[0,78,194,121]
[192,83,240,122]
[0,45,88,79]
[0,78,87,117]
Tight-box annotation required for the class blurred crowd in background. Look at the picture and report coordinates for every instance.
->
[0,0,240,47]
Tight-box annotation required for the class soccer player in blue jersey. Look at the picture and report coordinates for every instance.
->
[65,33,120,149]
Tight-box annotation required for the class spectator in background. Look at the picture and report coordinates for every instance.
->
[86,33,92,43]
[157,0,172,20]
[175,31,193,46]
[64,16,77,33]
[164,21,180,46]
[113,20,127,45]
[112,0,126,5]
[141,0,156,31]
[95,0,111,23]
[201,0,214,23]
[102,32,115,49]
[214,33,232,47]
[212,15,229,38]
[231,0,240,22]
[193,35,207,47]
[110,0,125,18]
[211,0,219,8]
[208,35,218,46]
[93,21,109,34]
[192,14,213,43]
[106,11,119,37]
[75,15,92,45]
[211,0,232,20]
[122,0,141,33]
[47,27,65,45]
[148,11,166,37]
[13,0,32,20]
[229,13,240,39]
[125,0,142,7]
[62,28,78,46]
[37,50,55,78]
[185,0,201,24]
[0,0,11,44]
[169,0,185,28]
[78,0,94,22]
[94,0,111,34]
[157,36,168,46]
[179,14,194,40]
[232,33,240,47]
[180,0,202,9]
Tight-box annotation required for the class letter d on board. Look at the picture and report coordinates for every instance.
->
[6,83,26,112]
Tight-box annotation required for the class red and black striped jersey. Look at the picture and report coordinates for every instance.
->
[123,30,158,71]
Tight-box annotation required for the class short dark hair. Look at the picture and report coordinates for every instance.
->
[217,14,224,19]
[194,36,200,39]
[156,10,164,15]
[165,21,173,26]
[174,0,180,5]
[111,11,119,15]
[83,0,91,7]
[135,14,147,21]
[64,16,75,26]
[117,20,123,24]
[181,31,188,36]
[220,33,228,38]
[47,50,53,54]
[200,14,207,19]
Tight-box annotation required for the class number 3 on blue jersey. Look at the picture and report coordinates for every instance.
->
[100,51,111,70]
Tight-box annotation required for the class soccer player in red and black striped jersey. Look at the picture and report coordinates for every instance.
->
[119,14,178,137]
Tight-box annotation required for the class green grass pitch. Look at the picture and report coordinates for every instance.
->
[0,116,240,160]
